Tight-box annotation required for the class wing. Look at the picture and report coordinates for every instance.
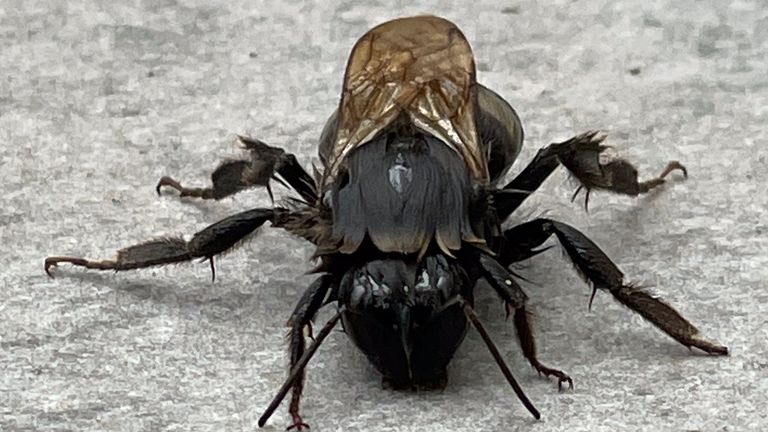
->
[322,15,488,188]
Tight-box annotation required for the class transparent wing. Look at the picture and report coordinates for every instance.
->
[323,15,488,187]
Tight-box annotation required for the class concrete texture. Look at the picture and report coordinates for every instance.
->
[1,1,766,431]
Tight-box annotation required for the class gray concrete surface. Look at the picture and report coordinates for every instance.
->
[2,1,766,431]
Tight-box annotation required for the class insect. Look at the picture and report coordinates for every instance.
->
[45,15,728,429]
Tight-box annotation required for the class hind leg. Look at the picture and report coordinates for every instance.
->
[45,208,279,281]
[497,218,728,355]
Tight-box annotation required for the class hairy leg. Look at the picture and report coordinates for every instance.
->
[494,131,686,219]
[498,218,728,355]
[457,296,540,419]
[45,208,280,281]
[512,306,573,390]
[157,136,317,204]
[283,274,336,431]
[477,254,573,389]
[260,306,345,428]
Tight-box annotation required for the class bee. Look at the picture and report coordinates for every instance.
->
[45,15,728,429]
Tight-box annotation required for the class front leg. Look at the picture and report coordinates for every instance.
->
[45,208,280,281]
[157,136,317,204]
[260,305,345,429]
[498,218,728,355]
[495,131,687,219]
[283,274,336,431]
[477,254,573,390]
[513,306,574,390]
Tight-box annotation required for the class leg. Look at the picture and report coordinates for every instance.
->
[284,275,335,431]
[498,218,728,355]
[477,254,573,389]
[513,307,573,390]
[494,131,687,219]
[260,305,344,428]
[157,136,317,204]
[457,296,540,419]
[44,208,280,281]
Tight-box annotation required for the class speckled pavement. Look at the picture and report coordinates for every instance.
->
[1,1,766,431]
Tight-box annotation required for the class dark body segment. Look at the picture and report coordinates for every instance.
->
[339,256,471,388]
[326,123,482,387]
[330,130,478,255]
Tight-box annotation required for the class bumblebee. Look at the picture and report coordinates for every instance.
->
[46,16,727,430]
